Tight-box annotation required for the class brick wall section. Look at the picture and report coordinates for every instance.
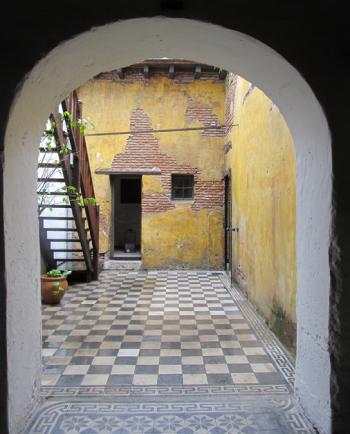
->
[224,74,238,137]
[95,70,225,84]
[185,97,226,138]
[111,108,224,214]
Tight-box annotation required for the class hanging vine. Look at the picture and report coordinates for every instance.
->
[37,108,96,215]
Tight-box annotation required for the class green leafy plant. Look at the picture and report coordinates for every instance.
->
[77,196,97,207]
[46,269,72,278]
[38,108,96,214]
[61,110,95,134]
[61,185,96,207]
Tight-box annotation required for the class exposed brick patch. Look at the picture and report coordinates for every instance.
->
[192,181,224,211]
[224,74,238,135]
[111,108,224,214]
[142,193,173,214]
[173,71,224,84]
[185,97,226,137]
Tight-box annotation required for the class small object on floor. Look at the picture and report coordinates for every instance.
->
[124,228,136,253]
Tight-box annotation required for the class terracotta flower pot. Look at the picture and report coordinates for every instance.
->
[41,275,68,304]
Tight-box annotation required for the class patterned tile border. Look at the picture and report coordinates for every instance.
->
[41,383,290,398]
[24,271,317,434]
[22,396,315,433]
[219,272,295,387]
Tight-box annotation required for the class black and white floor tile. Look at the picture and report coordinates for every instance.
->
[41,270,289,389]
[21,270,314,433]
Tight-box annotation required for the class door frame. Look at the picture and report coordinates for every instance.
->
[224,172,232,278]
[110,174,142,258]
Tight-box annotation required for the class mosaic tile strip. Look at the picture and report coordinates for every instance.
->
[26,271,316,434]
[41,383,290,398]
[22,397,315,433]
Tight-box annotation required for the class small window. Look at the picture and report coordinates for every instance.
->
[171,174,194,200]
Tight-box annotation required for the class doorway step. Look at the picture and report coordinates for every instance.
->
[103,259,142,270]
[112,249,141,260]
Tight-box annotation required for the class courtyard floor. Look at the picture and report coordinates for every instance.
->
[22,270,315,433]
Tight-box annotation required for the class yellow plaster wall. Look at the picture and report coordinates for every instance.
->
[142,205,223,269]
[225,75,297,349]
[142,175,164,195]
[77,76,225,268]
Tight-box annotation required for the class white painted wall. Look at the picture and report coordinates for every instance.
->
[4,18,332,433]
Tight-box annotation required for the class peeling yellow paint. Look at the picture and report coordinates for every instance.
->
[77,76,225,265]
[225,75,297,336]
[142,207,224,269]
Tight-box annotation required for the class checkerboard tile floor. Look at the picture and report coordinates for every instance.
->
[41,270,288,388]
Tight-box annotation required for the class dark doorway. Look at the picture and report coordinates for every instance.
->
[224,174,232,278]
[112,176,142,259]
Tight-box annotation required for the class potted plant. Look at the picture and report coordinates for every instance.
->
[41,269,71,304]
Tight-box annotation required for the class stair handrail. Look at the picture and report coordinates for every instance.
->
[63,91,99,279]
[51,110,94,274]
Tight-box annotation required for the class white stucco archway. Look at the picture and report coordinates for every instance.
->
[4,17,332,434]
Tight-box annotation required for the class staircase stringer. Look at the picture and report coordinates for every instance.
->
[51,110,94,275]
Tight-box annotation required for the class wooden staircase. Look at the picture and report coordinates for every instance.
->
[38,91,100,282]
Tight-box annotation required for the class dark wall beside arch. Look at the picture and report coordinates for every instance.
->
[0,2,349,433]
